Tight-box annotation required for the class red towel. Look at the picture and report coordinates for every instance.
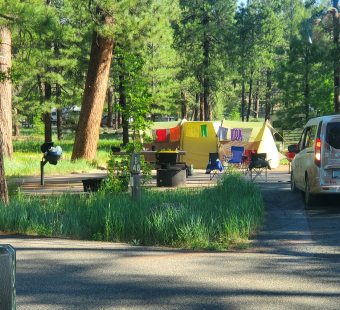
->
[170,126,180,141]
[155,129,167,142]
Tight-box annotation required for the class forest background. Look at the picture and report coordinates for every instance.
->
[0,0,340,164]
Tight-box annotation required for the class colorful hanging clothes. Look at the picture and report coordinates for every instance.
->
[186,124,200,137]
[155,129,167,142]
[242,128,253,142]
[170,126,181,141]
[201,125,208,137]
[218,127,228,140]
[230,128,243,141]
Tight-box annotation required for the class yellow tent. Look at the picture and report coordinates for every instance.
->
[179,121,221,169]
[180,120,279,169]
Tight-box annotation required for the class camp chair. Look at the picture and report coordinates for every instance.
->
[223,146,245,171]
[206,153,224,180]
[249,153,271,182]
[242,150,257,171]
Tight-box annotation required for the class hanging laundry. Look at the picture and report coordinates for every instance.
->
[230,128,243,141]
[186,124,200,137]
[242,128,253,142]
[201,125,208,137]
[170,126,181,141]
[155,129,167,142]
[218,127,228,140]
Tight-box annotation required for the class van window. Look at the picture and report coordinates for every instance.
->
[307,125,317,148]
[326,122,340,149]
[299,128,308,150]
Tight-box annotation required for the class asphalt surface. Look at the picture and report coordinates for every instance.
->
[1,168,340,309]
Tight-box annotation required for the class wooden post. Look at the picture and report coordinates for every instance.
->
[130,154,141,201]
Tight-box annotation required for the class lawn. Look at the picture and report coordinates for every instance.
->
[5,127,122,178]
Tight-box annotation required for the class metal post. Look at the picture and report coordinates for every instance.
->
[0,245,16,310]
[130,154,141,201]
[41,160,44,185]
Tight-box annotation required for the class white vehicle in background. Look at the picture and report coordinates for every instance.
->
[51,106,81,125]
[289,115,340,206]
[51,111,57,124]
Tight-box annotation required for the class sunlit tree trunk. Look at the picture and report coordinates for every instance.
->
[0,26,13,158]
[72,27,114,161]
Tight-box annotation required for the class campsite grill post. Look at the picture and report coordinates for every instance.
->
[0,245,16,310]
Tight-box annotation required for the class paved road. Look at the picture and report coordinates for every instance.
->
[1,169,340,309]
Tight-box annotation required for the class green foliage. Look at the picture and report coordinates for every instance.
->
[103,139,153,193]
[0,174,264,250]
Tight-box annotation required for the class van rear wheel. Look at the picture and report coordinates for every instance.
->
[291,172,297,193]
[302,176,320,206]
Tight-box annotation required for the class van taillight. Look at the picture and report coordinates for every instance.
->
[315,138,321,167]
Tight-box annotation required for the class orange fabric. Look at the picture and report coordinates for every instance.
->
[170,126,180,141]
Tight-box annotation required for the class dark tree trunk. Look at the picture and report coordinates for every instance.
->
[56,83,63,140]
[194,93,199,121]
[241,81,245,122]
[44,82,52,143]
[107,87,113,127]
[254,80,260,120]
[119,72,129,146]
[13,108,20,136]
[72,28,114,161]
[203,39,211,121]
[331,9,340,113]
[265,69,272,121]
[181,89,187,119]
[247,76,253,122]
[305,44,310,120]
[0,26,13,158]
[114,94,118,130]
[200,92,204,121]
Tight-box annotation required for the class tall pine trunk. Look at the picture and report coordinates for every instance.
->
[0,26,13,158]
[247,74,253,122]
[107,87,113,127]
[119,71,129,146]
[181,89,187,119]
[254,80,260,120]
[265,69,272,121]
[203,38,211,121]
[241,81,245,122]
[13,108,20,136]
[44,82,52,143]
[200,92,204,121]
[331,8,340,113]
[56,83,63,140]
[194,93,199,121]
[305,44,310,120]
[72,28,114,161]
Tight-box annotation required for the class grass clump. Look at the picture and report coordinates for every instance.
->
[0,173,264,251]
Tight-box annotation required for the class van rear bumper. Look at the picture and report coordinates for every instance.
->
[312,183,340,194]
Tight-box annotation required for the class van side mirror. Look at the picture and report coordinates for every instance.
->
[288,144,299,153]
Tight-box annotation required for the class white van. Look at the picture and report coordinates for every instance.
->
[289,115,340,206]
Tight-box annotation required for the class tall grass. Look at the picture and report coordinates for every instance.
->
[0,173,264,250]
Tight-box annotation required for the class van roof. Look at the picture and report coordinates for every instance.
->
[305,114,340,127]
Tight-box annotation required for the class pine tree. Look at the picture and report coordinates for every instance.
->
[174,0,237,121]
